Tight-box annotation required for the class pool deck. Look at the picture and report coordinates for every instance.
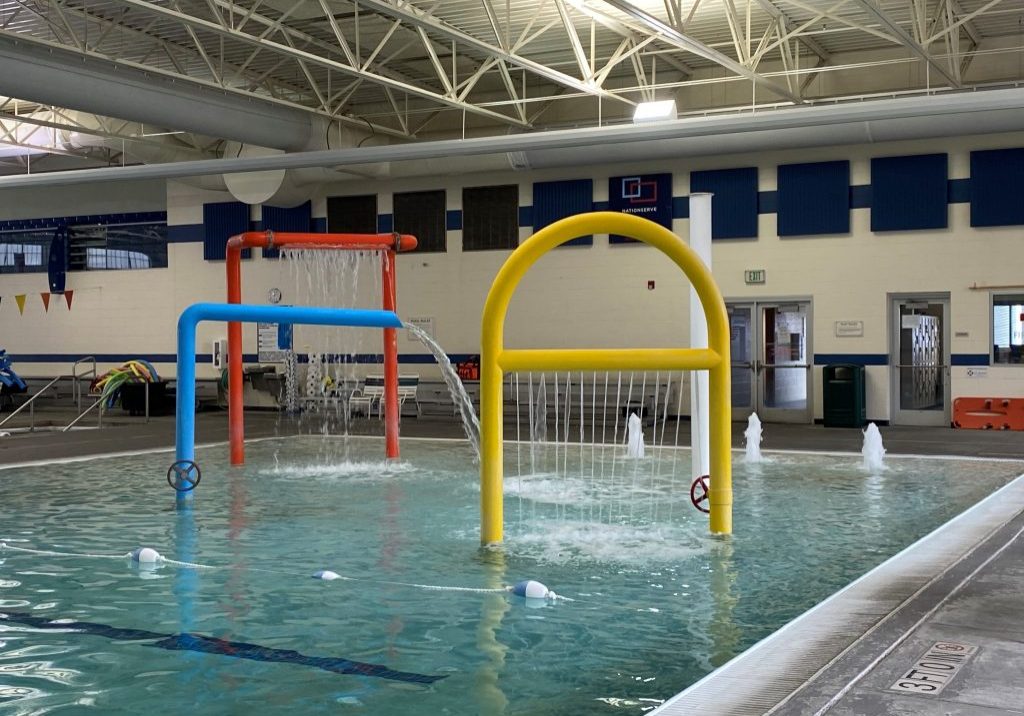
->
[2,409,1023,716]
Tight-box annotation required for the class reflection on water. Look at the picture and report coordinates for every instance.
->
[0,437,1019,714]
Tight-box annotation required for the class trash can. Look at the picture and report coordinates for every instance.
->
[120,381,169,416]
[823,364,866,428]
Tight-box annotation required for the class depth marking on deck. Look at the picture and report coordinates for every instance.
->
[889,641,978,696]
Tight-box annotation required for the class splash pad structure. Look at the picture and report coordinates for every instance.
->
[479,212,733,542]
[173,302,404,502]
[225,231,416,464]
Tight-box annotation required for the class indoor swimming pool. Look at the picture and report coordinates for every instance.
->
[1,437,1021,714]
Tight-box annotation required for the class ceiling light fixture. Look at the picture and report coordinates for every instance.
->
[632,99,677,123]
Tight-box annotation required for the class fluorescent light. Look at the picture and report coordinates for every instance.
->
[632,100,677,123]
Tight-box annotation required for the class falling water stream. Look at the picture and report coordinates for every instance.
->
[403,322,481,460]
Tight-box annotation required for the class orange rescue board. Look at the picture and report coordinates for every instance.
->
[952,397,1024,430]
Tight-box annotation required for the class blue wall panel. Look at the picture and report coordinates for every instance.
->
[203,202,250,261]
[689,167,758,239]
[970,148,1024,226]
[777,160,850,236]
[261,201,312,258]
[871,154,948,231]
[532,179,593,246]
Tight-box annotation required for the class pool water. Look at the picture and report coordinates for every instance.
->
[0,437,1020,715]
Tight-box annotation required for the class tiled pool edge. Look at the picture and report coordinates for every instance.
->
[651,469,1024,716]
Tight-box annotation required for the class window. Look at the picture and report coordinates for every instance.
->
[327,195,377,233]
[394,190,446,253]
[993,295,1024,364]
[69,223,168,271]
[0,234,48,273]
[462,185,518,251]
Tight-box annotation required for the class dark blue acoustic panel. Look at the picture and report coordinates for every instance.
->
[532,179,593,246]
[689,167,758,239]
[777,160,850,236]
[262,201,312,258]
[203,202,250,261]
[871,154,948,231]
[970,148,1024,226]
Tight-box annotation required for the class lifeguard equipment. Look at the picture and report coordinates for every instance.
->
[952,397,1024,430]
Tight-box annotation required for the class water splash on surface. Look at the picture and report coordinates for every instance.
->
[744,413,764,463]
[861,422,886,473]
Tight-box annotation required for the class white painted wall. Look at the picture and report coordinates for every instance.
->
[3,135,1024,423]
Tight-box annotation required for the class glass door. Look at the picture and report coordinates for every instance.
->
[727,301,812,423]
[758,303,812,423]
[728,304,755,419]
[891,297,950,426]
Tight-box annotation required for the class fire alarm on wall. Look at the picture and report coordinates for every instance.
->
[648,280,655,290]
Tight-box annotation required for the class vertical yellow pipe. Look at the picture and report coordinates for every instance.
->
[480,349,504,545]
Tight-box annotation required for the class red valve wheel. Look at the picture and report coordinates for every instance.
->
[689,475,711,514]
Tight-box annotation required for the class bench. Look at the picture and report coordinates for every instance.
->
[349,374,420,418]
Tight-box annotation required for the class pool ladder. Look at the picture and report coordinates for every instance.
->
[0,357,107,433]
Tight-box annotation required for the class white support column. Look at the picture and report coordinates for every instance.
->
[689,193,713,481]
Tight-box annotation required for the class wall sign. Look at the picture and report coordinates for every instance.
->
[406,316,435,343]
[835,320,864,337]
[609,173,672,242]
[258,322,292,363]
[744,269,766,284]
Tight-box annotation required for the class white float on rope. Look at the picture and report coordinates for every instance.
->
[129,547,162,564]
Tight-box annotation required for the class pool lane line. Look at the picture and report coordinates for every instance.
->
[0,609,445,685]
[0,542,571,601]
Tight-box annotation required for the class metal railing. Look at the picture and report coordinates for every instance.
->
[63,395,105,432]
[0,374,65,432]
[71,356,96,412]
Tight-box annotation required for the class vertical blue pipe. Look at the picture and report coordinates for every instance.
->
[176,306,198,506]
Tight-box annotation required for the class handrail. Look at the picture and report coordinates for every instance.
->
[71,356,97,412]
[0,374,65,431]
[63,395,104,432]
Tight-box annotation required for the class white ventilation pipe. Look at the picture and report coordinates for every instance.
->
[6,87,1024,190]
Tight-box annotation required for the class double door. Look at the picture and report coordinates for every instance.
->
[728,301,812,423]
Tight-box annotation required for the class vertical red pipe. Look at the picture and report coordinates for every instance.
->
[227,240,245,465]
[381,249,400,459]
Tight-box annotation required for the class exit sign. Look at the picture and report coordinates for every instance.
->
[745,269,766,284]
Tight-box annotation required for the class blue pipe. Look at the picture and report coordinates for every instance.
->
[175,302,404,503]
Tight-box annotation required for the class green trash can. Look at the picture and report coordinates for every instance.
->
[823,364,866,428]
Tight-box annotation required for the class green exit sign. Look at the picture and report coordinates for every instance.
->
[745,269,766,284]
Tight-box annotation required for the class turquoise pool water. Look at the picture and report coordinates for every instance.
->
[0,437,1020,715]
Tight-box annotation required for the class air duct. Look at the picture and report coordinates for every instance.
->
[0,33,317,152]
[6,87,1024,190]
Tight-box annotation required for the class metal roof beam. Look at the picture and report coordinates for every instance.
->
[596,0,804,103]
[355,0,633,105]
[107,0,532,127]
[849,0,962,87]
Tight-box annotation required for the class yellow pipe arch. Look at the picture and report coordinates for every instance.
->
[479,211,732,544]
